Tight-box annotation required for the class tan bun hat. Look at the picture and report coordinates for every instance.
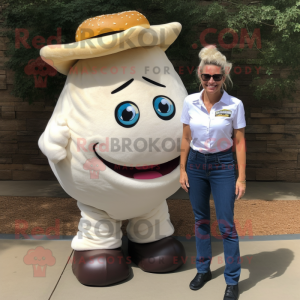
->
[40,11,182,75]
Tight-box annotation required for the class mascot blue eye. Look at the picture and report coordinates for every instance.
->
[153,96,175,120]
[115,101,140,128]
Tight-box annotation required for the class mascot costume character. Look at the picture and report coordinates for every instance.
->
[38,11,188,286]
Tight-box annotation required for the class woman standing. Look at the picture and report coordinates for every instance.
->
[180,45,246,300]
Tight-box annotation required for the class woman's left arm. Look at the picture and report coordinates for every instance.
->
[233,128,246,199]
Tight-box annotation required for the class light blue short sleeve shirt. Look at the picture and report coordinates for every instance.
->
[180,90,246,154]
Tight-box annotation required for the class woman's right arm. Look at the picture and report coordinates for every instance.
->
[179,124,192,192]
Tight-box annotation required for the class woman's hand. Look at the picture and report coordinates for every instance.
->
[235,180,246,200]
[180,171,190,192]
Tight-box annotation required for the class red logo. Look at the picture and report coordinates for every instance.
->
[23,246,56,277]
[24,57,57,88]
[83,157,106,179]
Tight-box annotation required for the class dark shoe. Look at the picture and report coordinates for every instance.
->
[189,270,212,290]
[224,284,239,300]
[72,248,130,286]
[128,236,186,273]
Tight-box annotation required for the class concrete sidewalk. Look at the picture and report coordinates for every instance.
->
[1,181,300,200]
[1,236,299,300]
[1,181,300,299]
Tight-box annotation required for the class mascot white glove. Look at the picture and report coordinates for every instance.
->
[38,114,70,164]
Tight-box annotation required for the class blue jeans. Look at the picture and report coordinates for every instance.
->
[186,146,241,285]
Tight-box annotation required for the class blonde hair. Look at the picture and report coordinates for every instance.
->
[197,45,233,91]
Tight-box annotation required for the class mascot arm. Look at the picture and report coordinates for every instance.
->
[38,86,71,164]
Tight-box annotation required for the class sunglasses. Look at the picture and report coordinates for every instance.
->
[201,74,223,81]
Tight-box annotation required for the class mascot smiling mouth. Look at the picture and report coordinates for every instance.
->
[93,143,179,179]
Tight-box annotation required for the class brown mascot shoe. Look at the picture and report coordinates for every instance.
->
[71,248,130,286]
[128,236,186,272]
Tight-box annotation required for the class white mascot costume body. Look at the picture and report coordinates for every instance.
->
[39,11,188,286]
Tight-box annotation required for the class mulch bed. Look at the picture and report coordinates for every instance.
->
[1,197,299,238]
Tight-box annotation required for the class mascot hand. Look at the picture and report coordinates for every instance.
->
[38,114,70,164]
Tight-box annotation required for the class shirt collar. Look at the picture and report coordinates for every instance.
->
[199,89,229,106]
